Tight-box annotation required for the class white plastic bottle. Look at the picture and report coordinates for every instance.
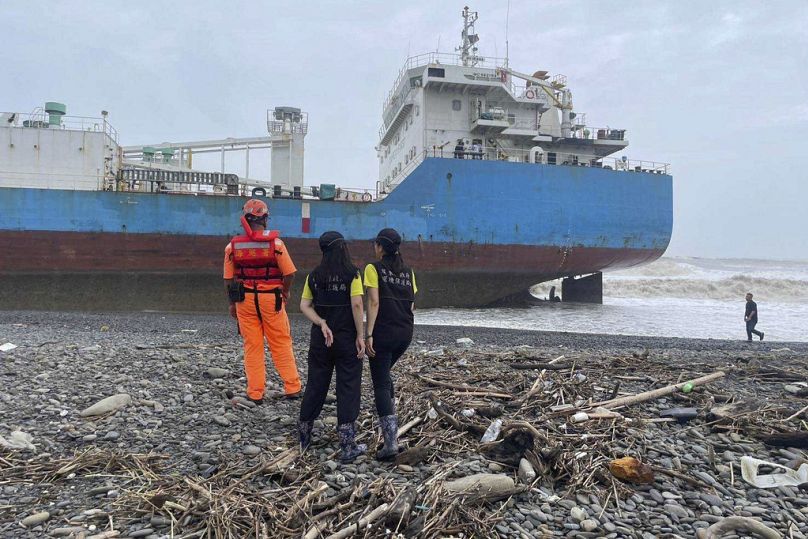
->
[480,419,503,442]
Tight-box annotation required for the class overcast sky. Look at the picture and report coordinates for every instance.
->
[4,0,807,260]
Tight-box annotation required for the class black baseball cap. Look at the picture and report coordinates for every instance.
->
[319,231,345,251]
[375,228,401,246]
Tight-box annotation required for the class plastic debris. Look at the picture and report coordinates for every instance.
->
[480,418,503,443]
[0,430,35,451]
[659,407,699,423]
[425,348,445,357]
[456,337,474,347]
[427,407,438,420]
[608,456,655,484]
[784,383,807,394]
[680,382,694,393]
[0,342,17,352]
[740,456,808,488]
[570,412,589,424]
[460,408,475,418]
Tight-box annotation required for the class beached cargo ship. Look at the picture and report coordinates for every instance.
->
[0,8,672,311]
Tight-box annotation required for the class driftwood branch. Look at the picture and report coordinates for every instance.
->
[397,416,422,437]
[325,503,389,539]
[417,374,512,399]
[594,371,725,410]
[509,363,570,371]
[754,431,808,449]
[428,393,486,437]
[695,516,782,539]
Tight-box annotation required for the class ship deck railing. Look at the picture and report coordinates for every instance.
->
[381,146,670,196]
[0,111,119,143]
[423,146,669,173]
[0,169,111,191]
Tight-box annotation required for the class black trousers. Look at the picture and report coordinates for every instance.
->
[746,320,763,341]
[299,330,362,425]
[369,337,411,417]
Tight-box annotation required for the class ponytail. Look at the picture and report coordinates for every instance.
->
[375,228,406,275]
[377,239,405,274]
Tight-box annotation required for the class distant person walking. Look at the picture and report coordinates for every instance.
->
[364,228,417,460]
[744,293,764,342]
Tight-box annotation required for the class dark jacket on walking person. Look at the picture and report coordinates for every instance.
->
[364,228,417,460]
[744,292,764,342]
[453,140,465,159]
[298,231,367,463]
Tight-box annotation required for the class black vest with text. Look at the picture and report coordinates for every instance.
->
[309,272,357,336]
[372,261,415,341]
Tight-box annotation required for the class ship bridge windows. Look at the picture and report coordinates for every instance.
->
[427,67,445,78]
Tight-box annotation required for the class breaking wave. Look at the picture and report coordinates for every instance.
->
[603,275,808,301]
[531,258,808,302]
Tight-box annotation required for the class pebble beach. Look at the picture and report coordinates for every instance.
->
[1,310,807,538]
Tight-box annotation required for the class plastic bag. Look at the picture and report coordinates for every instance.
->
[740,456,808,488]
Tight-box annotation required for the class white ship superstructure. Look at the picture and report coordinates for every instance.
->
[377,7,638,194]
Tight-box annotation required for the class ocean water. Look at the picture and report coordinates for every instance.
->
[415,258,808,342]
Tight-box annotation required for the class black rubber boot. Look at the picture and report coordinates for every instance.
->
[298,419,314,451]
[376,414,399,461]
[337,423,367,463]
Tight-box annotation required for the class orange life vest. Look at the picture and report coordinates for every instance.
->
[230,216,284,284]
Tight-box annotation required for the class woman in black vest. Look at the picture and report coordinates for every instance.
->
[298,231,367,463]
[364,228,417,460]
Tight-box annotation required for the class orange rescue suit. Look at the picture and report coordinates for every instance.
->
[224,216,301,399]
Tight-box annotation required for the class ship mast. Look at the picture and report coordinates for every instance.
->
[457,6,482,67]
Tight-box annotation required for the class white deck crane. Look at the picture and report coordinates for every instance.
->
[498,67,575,137]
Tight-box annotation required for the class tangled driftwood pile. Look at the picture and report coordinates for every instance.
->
[2,341,807,538]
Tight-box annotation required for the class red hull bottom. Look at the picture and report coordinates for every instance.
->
[0,231,663,311]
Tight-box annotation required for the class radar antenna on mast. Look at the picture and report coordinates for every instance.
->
[457,6,482,67]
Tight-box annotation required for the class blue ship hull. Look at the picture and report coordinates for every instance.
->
[0,158,672,310]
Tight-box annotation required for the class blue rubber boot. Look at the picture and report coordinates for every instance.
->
[376,415,399,461]
[337,422,367,463]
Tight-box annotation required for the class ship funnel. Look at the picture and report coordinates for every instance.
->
[45,102,66,127]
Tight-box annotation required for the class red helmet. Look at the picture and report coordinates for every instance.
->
[243,199,268,218]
